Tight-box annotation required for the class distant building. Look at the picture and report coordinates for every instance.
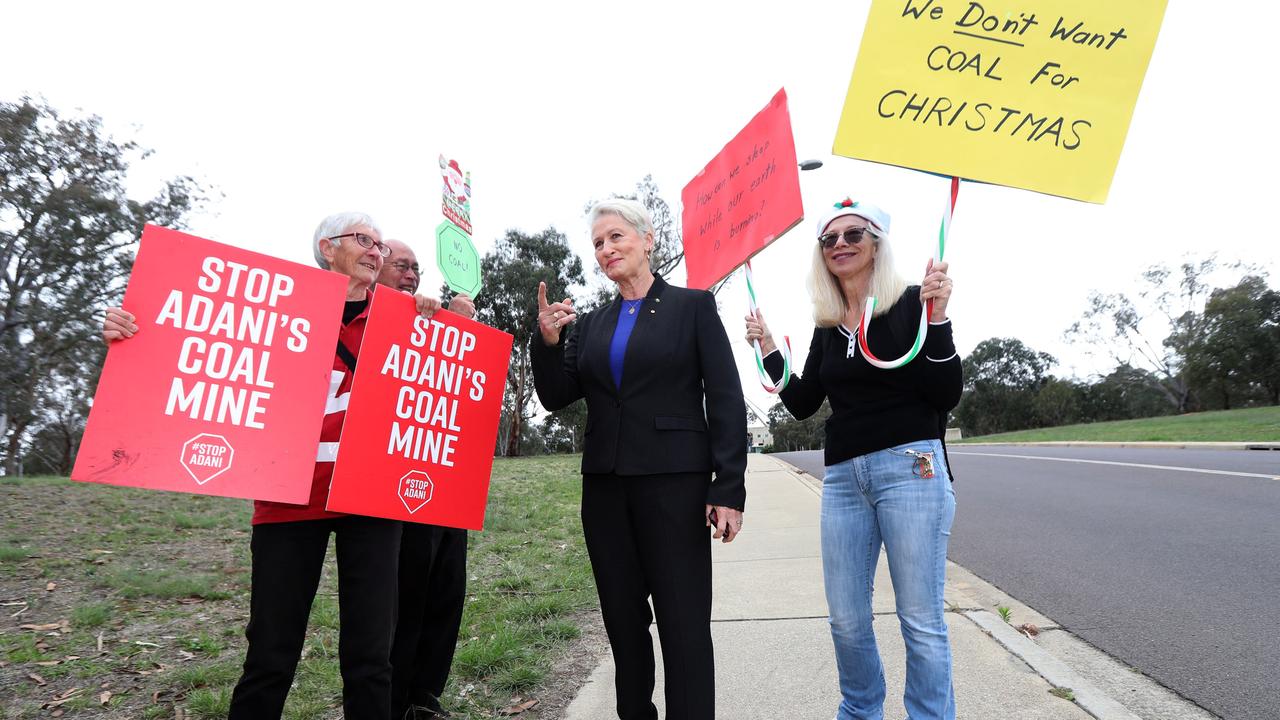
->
[748,423,773,452]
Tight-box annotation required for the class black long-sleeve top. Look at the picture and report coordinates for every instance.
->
[764,286,962,468]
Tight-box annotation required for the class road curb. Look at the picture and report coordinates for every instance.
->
[955,441,1279,451]
[964,610,1142,720]
[757,454,823,495]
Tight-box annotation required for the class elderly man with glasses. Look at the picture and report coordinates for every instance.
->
[103,212,463,719]
[378,239,423,294]
[373,238,474,720]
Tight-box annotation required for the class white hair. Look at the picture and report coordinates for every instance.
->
[588,198,653,238]
[807,224,909,328]
[312,212,381,269]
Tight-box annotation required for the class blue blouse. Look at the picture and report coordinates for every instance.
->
[609,299,644,387]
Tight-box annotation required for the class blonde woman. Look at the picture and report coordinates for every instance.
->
[744,199,961,720]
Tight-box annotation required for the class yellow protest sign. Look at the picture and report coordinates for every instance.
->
[833,0,1167,203]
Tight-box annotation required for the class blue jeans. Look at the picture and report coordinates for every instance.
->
[822,439,957,720]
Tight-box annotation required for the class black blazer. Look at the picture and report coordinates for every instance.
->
[531,275,747,509]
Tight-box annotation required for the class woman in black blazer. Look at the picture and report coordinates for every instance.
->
[531,198,747,720]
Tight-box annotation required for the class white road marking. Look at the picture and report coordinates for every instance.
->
[949,451,1280,480]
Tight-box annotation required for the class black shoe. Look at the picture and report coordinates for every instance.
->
[405,694,451,719]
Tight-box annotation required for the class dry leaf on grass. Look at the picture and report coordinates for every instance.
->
[100,690,113,705]
[43,688,85,714]
[45,581,56,591]
[499,698,539,715]
[28,673,47,686]
[19,622,62,631]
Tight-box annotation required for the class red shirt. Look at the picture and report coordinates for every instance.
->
[251,300,369,525]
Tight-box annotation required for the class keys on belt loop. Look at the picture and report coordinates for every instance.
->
[903,448,936,479]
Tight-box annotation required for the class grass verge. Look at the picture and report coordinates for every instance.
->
[958,405,1280,443]
[0,453,596,719]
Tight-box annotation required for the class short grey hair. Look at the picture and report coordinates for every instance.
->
[588,198,653,238]
[312,212,381,269]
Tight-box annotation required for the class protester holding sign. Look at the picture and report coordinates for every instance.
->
[103,212,454,720]
[378,238,423,293]
[531,198,747,720]
[375,239,475,720]
[743,200,961,720]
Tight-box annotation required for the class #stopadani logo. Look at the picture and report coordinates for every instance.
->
[180,433,235,485]
[398,470,434,514]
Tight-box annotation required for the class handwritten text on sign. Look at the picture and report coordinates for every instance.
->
[681,88,804,290]
[326,289,513,530]
[833,0,1167,203]
[72,225,347,503]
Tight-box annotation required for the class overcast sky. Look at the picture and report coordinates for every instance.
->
[7,0,1278,416]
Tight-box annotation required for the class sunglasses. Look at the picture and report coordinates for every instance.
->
[818,227,871,249]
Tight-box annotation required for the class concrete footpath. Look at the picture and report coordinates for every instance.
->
[564,455,1214,720]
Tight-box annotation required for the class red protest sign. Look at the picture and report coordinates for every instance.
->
[681,88,804,290]
[72,225,348,503]
[325,289,512,530]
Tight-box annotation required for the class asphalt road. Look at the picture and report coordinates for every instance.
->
[772,446,1280,720]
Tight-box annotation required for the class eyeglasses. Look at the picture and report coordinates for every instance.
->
[389,261,421,275]
[330,232,391,258]
[818,227,870,249]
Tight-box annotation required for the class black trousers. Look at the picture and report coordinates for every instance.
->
[390,523,468,716]
[228,515,402,720]
[582,472,715,720]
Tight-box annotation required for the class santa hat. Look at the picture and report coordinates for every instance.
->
[816,198,891,237]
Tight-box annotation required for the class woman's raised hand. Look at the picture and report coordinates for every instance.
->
[742,309,778,356]
[102,306,137,344]
[537,281,576,346]
[919,259,953,322]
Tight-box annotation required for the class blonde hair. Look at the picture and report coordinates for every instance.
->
[807,227,909,327]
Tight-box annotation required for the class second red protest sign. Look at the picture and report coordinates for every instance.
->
[326,289,513,530]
